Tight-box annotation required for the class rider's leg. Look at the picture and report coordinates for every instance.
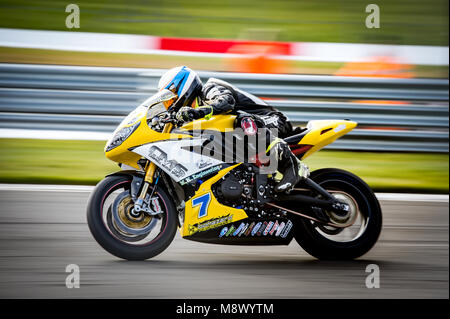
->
[267,138,309,193]
[236,111,308,192]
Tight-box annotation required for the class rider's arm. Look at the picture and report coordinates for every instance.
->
[178,80,236,121]
[199,81,236,115]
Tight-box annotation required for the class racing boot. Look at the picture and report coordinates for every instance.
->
[270,140,309,192]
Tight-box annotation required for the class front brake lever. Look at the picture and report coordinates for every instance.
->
[160,112,175,124]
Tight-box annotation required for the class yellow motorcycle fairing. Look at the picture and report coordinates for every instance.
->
[298,120,357,160]
[178,115,356,161]
[105,101,356,170]
[182,164,248,237]
[179,114,237,132]
[105,109,192,169]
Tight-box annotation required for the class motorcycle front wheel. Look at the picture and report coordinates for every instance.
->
[293,168,382,260]
[86,174,177,260]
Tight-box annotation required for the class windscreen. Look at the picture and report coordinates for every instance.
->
[116,89,176,130]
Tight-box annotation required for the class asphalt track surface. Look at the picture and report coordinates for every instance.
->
[0,186,447,299]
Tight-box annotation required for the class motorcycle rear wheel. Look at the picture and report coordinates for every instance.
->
[86,174,177,260]
[293,168,382,260]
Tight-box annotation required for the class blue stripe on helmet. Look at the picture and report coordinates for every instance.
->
[165,66,191,96]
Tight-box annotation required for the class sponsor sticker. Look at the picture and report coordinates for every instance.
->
[275,222,286,237]
[280,220,293,238]
[225,225,236,237]
[269,220,279,235]
[179,165,222,185]
[263,221,274,236]
[148,146,187,178]
[257,222,268,236]
[244,222,255,236]
[217,219,291,238]
[188,214,233,235]
[334,124,346,133]
[233,223,245,236]
[238,223,249,237]
[219,227,228,238]
[251,222,262,236]
[261,115,279,126]
[197,159,212,169]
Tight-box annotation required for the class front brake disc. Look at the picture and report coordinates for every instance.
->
[111,191,157,236]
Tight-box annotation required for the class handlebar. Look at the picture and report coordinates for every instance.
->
[158,111,185,126]
[159,112,176,124]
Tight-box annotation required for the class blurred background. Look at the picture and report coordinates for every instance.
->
[0,0,448,193]
[0,0,448,300]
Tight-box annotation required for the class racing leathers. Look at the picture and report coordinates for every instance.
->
[176,78,308,192]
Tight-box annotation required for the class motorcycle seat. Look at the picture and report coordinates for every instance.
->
[284,127,309,145]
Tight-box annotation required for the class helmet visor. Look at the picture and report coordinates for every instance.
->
[163,97,177,109]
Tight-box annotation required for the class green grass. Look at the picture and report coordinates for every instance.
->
[0,0,448,46]
[304,151,449,194]
[0,138,448,193]
[0,139,118,185]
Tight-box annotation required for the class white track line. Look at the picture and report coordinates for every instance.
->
[375,193,448,202]
[0,184,95,192]
[0,129,111,141]
[0,184,447,202]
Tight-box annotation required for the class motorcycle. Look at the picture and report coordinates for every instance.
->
[87,89,382,260]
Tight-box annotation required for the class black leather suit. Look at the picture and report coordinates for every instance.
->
[185,78,301,192]
[195,78,293,138]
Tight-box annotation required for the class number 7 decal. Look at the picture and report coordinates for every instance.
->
[192,193,211,218]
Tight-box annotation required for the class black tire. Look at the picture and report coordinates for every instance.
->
[294,168,382,260]
[86,174,177,260]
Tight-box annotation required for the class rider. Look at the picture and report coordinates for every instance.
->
[157,66,308,192]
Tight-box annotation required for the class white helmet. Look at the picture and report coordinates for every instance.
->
[158,66,203,109]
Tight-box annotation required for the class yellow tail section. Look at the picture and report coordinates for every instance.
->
[299,120,357,159]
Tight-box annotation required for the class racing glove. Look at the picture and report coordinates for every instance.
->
[176,107,201,122]
[176,106,215,122]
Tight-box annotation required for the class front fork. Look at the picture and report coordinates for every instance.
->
[134,122,173,213]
